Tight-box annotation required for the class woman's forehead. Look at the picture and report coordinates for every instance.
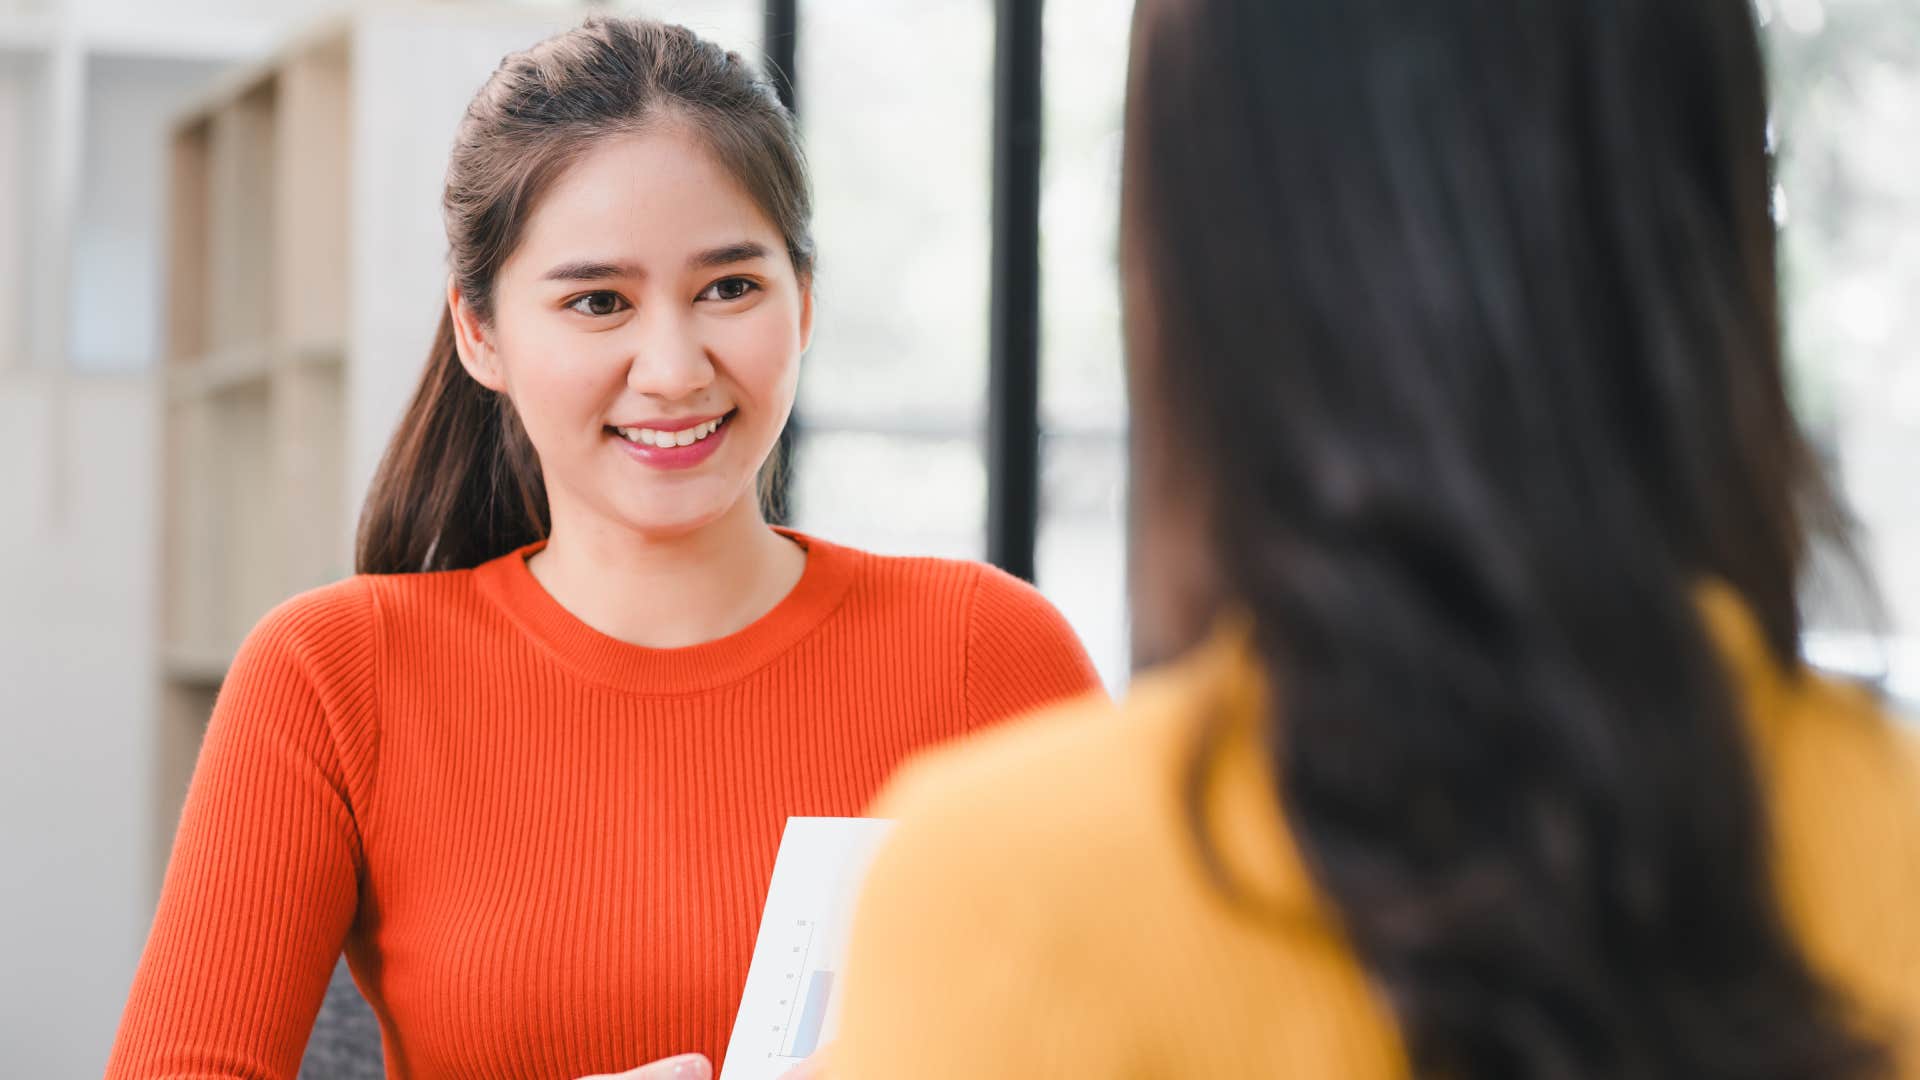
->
[516,130,779,269]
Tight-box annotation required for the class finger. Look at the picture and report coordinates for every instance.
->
[580,1052,714,1080]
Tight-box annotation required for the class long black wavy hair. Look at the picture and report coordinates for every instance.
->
[1121,0,1889,1075]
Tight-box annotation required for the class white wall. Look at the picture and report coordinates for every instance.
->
[0,375,158,1077]
[0,52,43,370]
[0,5,318,1072]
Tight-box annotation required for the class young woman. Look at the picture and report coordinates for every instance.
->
[828,0,1920,1076]
[106,17,1099,1080]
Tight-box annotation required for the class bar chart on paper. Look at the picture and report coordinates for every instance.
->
[772,921,836,1058]
[720,817,895,1080]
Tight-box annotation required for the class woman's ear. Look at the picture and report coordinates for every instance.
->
[448,276,507,392]
[798,281,815,355]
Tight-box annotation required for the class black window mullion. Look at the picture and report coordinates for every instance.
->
[764,0,798,112]
[765,0,800,525]
[987,0,1044,580]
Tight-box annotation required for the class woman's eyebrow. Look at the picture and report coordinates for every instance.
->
[539,242,768,283]
[540,259,641,283]
[688,241,769,270]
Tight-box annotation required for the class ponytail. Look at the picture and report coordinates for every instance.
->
[355,308,547,574]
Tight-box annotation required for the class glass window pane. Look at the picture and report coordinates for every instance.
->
[1036,432,1129,690]
[1765,2,1920,710]
[1038,0,1132,690]
[791,431,986,561]
[1040,0,1130,431]
[795,0,994,427]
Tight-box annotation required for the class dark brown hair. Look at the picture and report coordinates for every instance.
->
[357,16,813,574]
[1125,0,1889,1075]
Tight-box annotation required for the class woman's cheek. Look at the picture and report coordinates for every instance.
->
[727,329,802,410]
[537,340,625,430]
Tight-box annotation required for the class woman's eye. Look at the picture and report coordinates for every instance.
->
[567,291,628,317]
[699,277,759,303]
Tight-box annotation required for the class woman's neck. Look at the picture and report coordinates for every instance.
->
[525,495,808,650]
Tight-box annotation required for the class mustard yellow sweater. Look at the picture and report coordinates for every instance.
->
[833,589,1920,1078]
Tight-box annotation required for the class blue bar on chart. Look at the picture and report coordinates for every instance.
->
[789,970,835,1058]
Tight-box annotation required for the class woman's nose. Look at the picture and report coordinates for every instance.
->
[624,310,716,400]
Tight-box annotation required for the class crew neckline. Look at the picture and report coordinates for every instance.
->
[472,526,861,695]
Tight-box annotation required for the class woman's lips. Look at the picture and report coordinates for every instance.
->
[606,412,733,470]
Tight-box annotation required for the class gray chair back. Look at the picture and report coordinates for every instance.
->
[298,956,384,1079]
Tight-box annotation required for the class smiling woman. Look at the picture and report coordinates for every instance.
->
[443,122,812,608]
[104,16,1103,1080]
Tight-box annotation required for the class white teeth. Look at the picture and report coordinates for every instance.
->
[614,416,725,448]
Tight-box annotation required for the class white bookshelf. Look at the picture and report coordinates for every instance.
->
[156,3,584,664]
[0,3,287,373]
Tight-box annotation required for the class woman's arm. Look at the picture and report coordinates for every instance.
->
[106,580,378,1079]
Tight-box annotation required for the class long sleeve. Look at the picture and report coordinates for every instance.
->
[963,564,1106,729]
[107,580,379,1079]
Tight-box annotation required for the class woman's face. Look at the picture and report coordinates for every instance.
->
[450,124,810,540]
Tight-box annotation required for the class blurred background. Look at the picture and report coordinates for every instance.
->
[0,0,1912,1074]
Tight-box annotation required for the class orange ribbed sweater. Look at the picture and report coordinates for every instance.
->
[107,529,1103,1080]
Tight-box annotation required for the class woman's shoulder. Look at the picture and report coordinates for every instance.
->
[837,639,1401,1077]
[1764,668,1920,1049]
[857,635,1278,932]
[810,530,1105,707]
[800,533,1099,680]
[243,575,380,660]
[1775,668,1920,804]
[813,532,1023,605]
[239,561,499,677]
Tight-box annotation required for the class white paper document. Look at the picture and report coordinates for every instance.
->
[720,816,896,1080]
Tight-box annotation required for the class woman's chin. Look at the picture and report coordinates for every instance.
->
[609,489,755,541]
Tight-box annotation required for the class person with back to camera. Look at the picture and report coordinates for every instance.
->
[825,0,1920,1076]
